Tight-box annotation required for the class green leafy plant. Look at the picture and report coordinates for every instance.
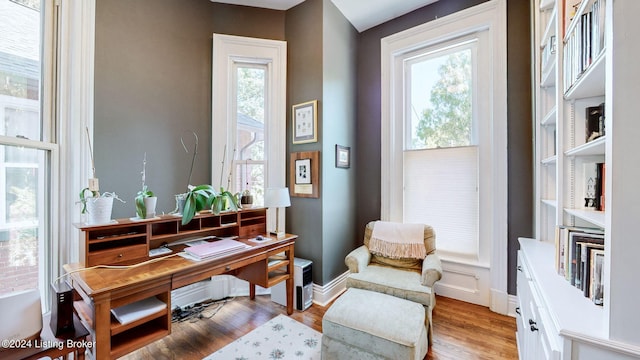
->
[182,184,216,225]
[79,188,100,214]
[211,187,240,215]
[135,185,155,219]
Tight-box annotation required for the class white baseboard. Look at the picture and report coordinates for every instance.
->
[312,271,349,307]
[490,288,509,315]
[507,294,518,318]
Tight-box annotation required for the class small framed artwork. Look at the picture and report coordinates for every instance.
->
[335,144,350,168]
[292,100,318,144]
[295,158,312,184]
[290,151,319,198]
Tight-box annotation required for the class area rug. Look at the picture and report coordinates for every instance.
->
[203,314,322,360]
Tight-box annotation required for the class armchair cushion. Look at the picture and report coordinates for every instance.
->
[363,221,436,272]
[346,265,434,308]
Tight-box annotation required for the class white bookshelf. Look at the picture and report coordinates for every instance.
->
[524,0,640,358]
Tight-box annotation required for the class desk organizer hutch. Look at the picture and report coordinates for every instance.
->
[77,208,267,267]
[68,208,297,359]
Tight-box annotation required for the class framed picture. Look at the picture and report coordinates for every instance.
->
[292,100,318,144]
[295,158,312,184]
[335,144,350,168]
[290,151,319,198]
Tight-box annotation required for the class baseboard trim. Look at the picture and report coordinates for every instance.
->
[507,294,518,318]
[490,287,509,315]
[312,271,348,307]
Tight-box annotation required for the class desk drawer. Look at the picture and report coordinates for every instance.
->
[239,223,265,237]
[88,244,147,266]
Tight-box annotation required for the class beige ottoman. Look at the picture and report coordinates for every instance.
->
[322,288,428,360]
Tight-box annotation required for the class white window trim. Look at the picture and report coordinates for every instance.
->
[211,34,287,232]
[381,0,508,306]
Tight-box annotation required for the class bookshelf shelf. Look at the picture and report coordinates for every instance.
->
[542,7,556,46]
[541,155,557,165]
[541,61,556,88]
[564,51,605,100]
[564,208,605,228]
[541,106,557,126]
[541,199,557,208]
[564,135,605,157]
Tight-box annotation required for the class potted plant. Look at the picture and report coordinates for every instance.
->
[211,187,240,215]
[134,153,157,219]
[79,127,124,224]
[79,188,124,225]
[181,184,216,225]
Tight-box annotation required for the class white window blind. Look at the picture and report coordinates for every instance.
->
[404,146,478,258]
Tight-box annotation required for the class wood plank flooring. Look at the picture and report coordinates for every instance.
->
[122,294,518,360]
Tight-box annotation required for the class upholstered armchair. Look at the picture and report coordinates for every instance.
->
[345,221,442,343]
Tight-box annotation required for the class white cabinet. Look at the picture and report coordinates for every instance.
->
[528,0,640,358]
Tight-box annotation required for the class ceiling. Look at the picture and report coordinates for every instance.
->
[210,0,439,32]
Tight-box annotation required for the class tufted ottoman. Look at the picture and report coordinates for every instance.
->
[321,288,428,360]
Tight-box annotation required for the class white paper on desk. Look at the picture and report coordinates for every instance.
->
[111,297,166,325]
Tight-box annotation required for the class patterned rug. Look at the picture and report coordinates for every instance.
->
[204,314,322,360]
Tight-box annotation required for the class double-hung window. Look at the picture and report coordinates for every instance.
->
[403,39,480,259]
[212,34,287,231]
[382,1,507,269]
[0,0,56,300]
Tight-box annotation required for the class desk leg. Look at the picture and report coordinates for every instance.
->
[93,293,112,360]
[249,283,256,299]
[286,244,294,315]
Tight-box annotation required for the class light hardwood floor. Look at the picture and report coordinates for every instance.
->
[122,294,518,359]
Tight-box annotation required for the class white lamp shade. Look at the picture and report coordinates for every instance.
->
[264,187,291,208]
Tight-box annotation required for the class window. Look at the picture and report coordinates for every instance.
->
[233,65,266,206]
[211,34,287,231]
[403,40,479,259]
[381,1,507,270]
[0,0,53,297]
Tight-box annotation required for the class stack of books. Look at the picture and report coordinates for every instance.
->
[555,225,605,305]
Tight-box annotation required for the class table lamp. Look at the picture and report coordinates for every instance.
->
[264,187,291,239]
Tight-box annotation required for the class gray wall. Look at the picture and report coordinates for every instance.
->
[284,0,358,285]
[284,0,325,284]
[320,0,358,284]
[94,0,285,219]
[506,0,533,295]
[354,0,533,295]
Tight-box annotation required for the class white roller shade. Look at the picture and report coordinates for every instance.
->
[403,146,479,258]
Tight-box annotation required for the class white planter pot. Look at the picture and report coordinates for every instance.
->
[86,197,114,225]
[143,197,157,218]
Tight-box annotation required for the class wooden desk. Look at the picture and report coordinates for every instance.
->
[0,313,90,360]
[65,234,296,360]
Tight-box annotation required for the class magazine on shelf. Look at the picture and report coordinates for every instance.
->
[580,242,604,297]
[590,249,605,306]
[568,231,604,285]
[111,296,167,325]
[555,225,604,277]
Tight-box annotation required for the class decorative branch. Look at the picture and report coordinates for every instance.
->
[180,131,198,188]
